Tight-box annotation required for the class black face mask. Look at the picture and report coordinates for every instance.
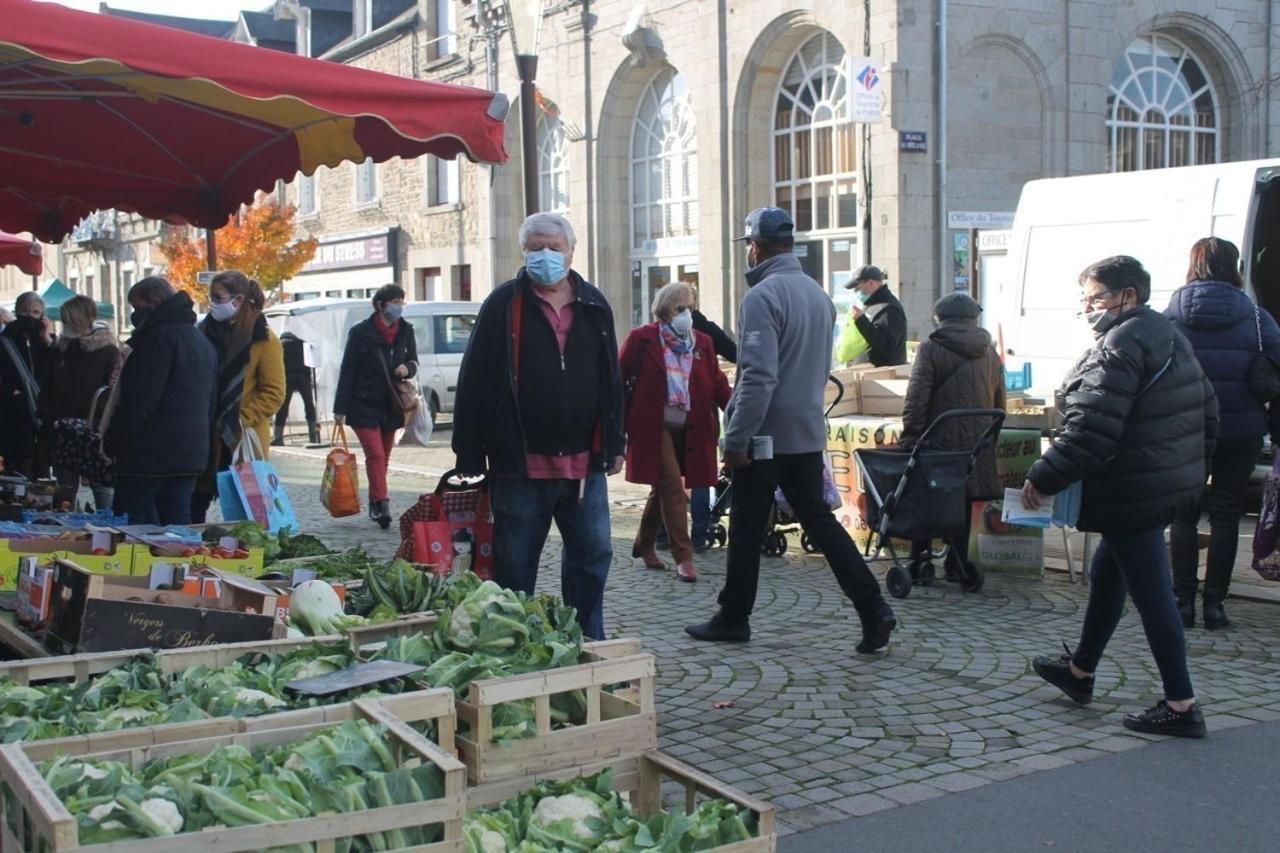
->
[130,309,152,329]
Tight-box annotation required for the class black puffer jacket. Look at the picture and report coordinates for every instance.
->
[103,292,217,477]
[901,319,1005,500]
[1028,307,1219,534]
[333,315,418,430]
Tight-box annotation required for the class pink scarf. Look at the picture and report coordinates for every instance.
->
[659,323,693,411]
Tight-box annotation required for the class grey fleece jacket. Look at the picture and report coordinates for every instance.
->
[724,253,834,455]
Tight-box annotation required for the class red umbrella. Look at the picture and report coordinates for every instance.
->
[0,230,41,275]
[0,0,508,242]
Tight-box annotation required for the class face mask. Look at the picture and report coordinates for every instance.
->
[382,303,404,321]
[853,289,870,305]
[670,309,694,336]
[208,299,239,322]
[525,248,568,287]
[130,309,151,328]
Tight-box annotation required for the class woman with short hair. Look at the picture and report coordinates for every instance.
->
[620,281,731,582]
[1165,237,1280,630]
[334,284,418,528]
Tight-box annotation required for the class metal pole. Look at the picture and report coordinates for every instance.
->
[205,228,217,270]
[516,53,539,217]
[937,0,948,297]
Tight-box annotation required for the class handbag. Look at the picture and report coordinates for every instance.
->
[399,392,434,447]
[320,425,361,518]
[51,386,114,484]
[395,469,493,579]
[226,427,300,534]
[1252,456,1280,581]
[1247,305,1280,402]
[380,351,419,424]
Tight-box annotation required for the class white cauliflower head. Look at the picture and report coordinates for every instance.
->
[139,798,183,836]
[87,802,118,821]
[231,688,286,709]
[531,794,605,841]
[478,828,507,853]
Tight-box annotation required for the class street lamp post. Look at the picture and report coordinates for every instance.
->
[506,0,546,217]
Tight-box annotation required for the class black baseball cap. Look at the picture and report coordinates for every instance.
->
[734,207,795,241]
[844,265,887,288]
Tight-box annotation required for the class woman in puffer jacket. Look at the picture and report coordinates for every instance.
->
[1022,255,1218,739]
[1165,237,1280,631]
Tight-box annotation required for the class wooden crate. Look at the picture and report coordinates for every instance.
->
[827,364,911,418]
[467,750,776,852]
[0,695,465,852]
[451,639,657,785]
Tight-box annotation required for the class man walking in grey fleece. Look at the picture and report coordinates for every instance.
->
[686,207,897,652]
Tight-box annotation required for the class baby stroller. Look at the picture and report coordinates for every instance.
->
[854,408,1005,599]
[706,375,846,556]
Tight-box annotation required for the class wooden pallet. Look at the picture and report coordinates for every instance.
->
[467,750,776,852]
[451,639,658,785]
[0,695,465,852]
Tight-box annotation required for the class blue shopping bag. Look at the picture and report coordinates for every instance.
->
[229,429,298,534]
[217,468,250,522]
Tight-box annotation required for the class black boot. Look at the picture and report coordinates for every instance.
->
[368,499,383,524]
[307,421,321,445]
[1202,594,1230,631]
[856,603,897,654]
[378,500,392,530]
[1176,595,1195,630]
[271,424,285,447]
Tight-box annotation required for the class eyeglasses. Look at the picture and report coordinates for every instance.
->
[1080,290,1119,308]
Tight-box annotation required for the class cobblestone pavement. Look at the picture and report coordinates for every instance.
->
[257,441,1280,837]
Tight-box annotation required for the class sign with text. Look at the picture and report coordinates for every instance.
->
[849,56,886,123]
[948,211,1016,230]
[899,131,927,152]
[301,233,391,273]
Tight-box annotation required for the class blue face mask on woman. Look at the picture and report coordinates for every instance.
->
[525,248,568,287]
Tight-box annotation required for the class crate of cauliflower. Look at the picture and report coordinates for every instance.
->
[0,695,466,852]
[464,760,776,852]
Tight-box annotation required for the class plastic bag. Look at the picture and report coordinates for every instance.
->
[399,393,433,447]
[776,452,843,516]
[836,317,869,363]
[320,425,361,518]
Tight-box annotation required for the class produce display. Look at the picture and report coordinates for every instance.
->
[37,719,446,848]
[463,768,758,852]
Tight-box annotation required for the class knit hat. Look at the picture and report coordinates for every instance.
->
[934,292,982,320]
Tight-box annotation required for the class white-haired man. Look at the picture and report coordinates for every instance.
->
[453,213,625,640]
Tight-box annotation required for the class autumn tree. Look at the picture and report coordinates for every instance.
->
[159,200,318,306]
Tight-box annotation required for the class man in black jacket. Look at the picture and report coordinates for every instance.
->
[104,277,217,525]
[453,213,624,640]
[273,331,319,446]
[845,265,907,367]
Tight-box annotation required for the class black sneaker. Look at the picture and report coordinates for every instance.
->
[685,613,751,642]
[1123,701,1207,738]
[1202,598,1230,631]
[1033,643,1095,705]
[1177,596,1195,630]
[855,606,896,654]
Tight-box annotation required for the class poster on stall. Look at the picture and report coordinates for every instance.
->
[967,428,1044,575]
[827,415,904,550]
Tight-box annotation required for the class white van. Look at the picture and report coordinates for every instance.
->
[994,158,1280,396]
[401,301,480,423]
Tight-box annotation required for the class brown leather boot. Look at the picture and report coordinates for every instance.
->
[676,560,697,583]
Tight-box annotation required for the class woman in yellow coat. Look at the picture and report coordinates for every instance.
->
[191,270,286,523]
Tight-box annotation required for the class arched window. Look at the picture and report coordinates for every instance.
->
[537,116,570,214]
[774,31,858,234]
[630,69,698,248]
[1107,34,1219,172]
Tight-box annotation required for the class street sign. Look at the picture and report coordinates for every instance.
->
[899,131,927,152]
[849,56,885,123]
[947,211,1015,230]
[196,271,216,285]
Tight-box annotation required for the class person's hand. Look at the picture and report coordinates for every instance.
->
[608,455,625,476]
[394,364,409,378]
[724,449,750,469]
[334,414,346,426]
[1021,479,1045,510]
[37,316,53,343]
[850,303,865,320]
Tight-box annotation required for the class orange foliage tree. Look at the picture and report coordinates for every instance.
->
[159,200,318,306]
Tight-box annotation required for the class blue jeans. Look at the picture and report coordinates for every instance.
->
[1072,527,1195,702]
[112,476,196,526]
[490,473,612,640]
[690,486,712,544]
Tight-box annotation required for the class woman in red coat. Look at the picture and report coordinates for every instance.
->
[621,282,731,582]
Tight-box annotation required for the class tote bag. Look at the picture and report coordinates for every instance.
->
[228,428,300,534]
[320,425,362,518]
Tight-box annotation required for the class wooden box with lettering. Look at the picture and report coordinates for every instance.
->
[44,560,285,655]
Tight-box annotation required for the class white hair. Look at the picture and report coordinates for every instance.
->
[652,281,693,322]
[14,292,45,317]
[518,212,577,251]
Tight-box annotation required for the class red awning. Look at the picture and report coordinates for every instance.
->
[0,230,41,275]
[0,0,508,241]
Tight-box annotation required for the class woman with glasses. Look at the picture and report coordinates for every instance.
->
[1023,255,1218,738]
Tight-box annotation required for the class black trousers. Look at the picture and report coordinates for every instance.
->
[718,452,886,624]
[1170,435,1262,602]
[274,370,317,428]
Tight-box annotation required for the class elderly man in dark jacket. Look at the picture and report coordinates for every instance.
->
[103,277,217,525]
[845,265,907,367]
[453,213,624,640]
[1024,256,1217,739]
[901,293,1004,589]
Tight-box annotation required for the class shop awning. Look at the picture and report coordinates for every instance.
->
[0,230,41,275]
[39,278,114,321]
[0,0,508,242]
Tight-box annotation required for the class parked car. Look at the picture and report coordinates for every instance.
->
[401,301,480,425]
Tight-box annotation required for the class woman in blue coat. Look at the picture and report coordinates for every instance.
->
[1165,237,1280,630]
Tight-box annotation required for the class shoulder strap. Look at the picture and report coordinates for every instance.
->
[511,289,525,391]
[1255,305,1264,353]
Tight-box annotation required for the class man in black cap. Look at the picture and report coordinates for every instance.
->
[686,207,897,652]
[846,265,907,367]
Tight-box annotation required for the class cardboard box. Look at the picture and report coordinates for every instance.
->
[0,532,135,592]
[44,560,286,655]
[15,558,53,628]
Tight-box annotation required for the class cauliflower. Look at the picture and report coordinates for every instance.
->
[87,802,118,821]
[531,794,604,841]
[80,764,110,781]
[139,798,183,836]
[289,659,341,680]
[478,829,508,853]
[230,688,286,709]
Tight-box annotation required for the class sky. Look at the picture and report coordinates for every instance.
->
[39,0,264,20]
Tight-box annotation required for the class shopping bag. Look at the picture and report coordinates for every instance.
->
[218,428,257,524]
[396,470,493,579]
[51,387,114,483]
[836,317,869,363]
[1252,457,1280,581]
[398,393,433,447]
[775,452,843,516]
[320,425,361,518]
[229,429,300,534]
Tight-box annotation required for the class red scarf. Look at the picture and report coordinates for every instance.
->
[372,312,398,345]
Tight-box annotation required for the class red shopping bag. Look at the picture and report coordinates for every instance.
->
[396,470,493,579]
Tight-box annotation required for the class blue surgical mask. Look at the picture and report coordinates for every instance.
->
[853,290,869,306]
[670,309,694,336]
[525,248,568,287]
[208,300,239,322]
[382,303,403,322]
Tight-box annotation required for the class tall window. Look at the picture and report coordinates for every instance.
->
[426,155,460,206]
[356,158,378,204]
[298,172,317,216]
[773,32,858,233]
[538,116,570,214]
[355,0,374,37]
[1107,34,1219,172]
[432,0,457,58]
[630,68,698,248]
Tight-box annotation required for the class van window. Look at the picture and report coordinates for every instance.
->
[434,314,475,354]
[1021,221,1151,312]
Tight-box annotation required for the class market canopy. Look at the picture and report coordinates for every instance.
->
[38,278,114,321]
[0,0,508,242]
[0,229,41,275]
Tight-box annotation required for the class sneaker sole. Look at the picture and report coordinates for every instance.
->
[1122,717,1207,738]
[1032,660,1094,705]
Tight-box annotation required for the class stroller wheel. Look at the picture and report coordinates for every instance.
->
[712,524,727,548]
[761,532,787,557]
[961,562,985,594]
[916,562,936,587]
[801,533,819,554]
[886,566,913,599]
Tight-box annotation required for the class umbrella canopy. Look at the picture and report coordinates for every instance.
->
[0,0,508,241]
[0,229,41,275]
[39,278,114,321]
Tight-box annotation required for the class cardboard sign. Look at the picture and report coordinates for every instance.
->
[285,660,424,697]
[967,428,1044,575]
